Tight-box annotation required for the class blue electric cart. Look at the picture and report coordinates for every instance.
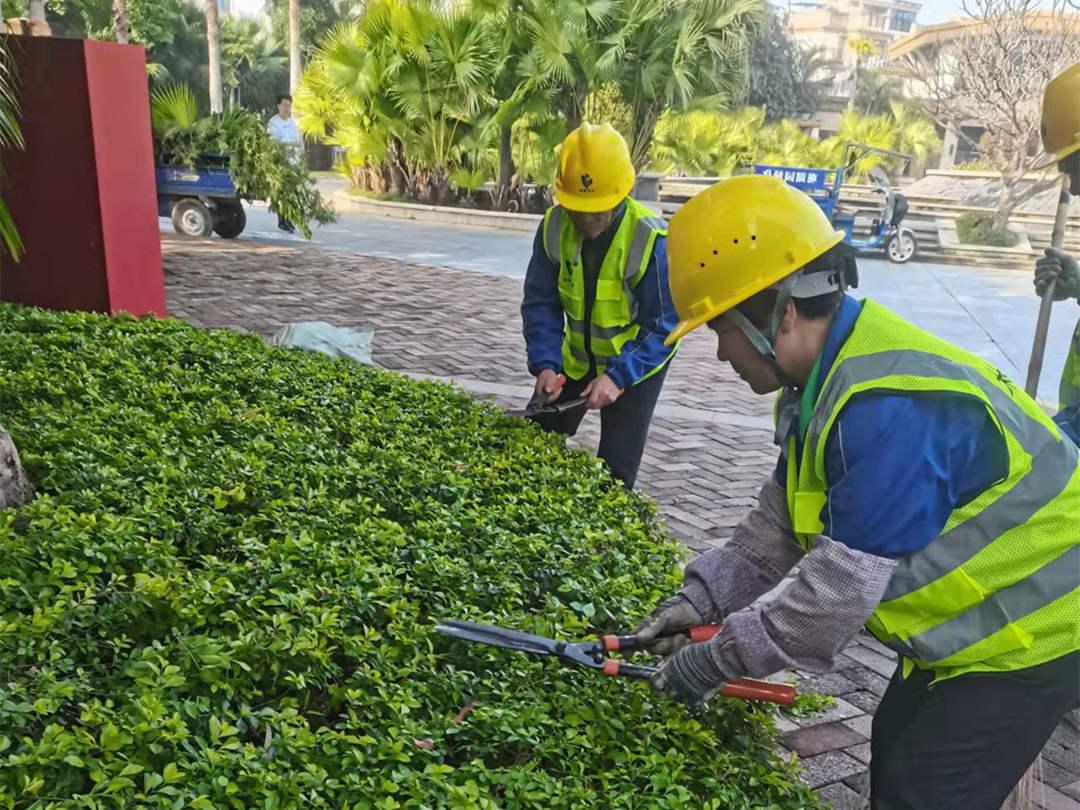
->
[155,153,247,239]
[751,143,917,263]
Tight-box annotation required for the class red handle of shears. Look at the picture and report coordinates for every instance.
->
[720,679,796,706]
[598,625,796,706]
[601,623,722,652]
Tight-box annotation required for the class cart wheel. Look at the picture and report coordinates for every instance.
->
[213,202,247,239]
[171,198,214,238]
[886,230,916,263]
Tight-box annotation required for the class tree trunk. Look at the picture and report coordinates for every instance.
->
[565,84,587,130]
[993,179,1020,234]
[848,60,858,111]
[496,124,514,208]
[28,0,45,21]
[629,104,662,172]
[0,425,33,510]
[204,0,223,114]
[388,139,407,197]
[289,0,302,93]
[114,0,130,44]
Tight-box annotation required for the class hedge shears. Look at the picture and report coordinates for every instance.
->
[506,392,588,419]
[435,619,796,706]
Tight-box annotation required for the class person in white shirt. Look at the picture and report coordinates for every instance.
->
[266,94,302,232]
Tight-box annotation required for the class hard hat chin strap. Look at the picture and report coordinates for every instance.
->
[723,267,847,392]
[722,308,798,390]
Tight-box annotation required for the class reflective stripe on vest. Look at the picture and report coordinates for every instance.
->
[784,299,1080,679]
[542,200,669,379]
[901,543,1079,664]
[805,349,1078,604]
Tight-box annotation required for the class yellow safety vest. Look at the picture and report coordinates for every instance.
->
[1061,317,1080,412]
[542,199,673,381]
[783,299,1080,681]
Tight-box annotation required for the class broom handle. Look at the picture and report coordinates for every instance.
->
[1025,174,1072,398]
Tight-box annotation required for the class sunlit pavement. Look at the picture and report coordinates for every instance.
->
[162,200,1074,406]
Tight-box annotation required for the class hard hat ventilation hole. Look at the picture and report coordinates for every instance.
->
[712,250,718,255]
[751,235,757,241]
[733,238,739,245]
[699,262,706,268]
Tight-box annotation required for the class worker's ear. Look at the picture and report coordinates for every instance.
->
[777,299,799,336]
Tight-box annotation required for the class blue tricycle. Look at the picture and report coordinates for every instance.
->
[752,143,917,264]
[155,153,247,239]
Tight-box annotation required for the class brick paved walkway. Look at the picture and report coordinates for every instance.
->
[162,237,1080,809]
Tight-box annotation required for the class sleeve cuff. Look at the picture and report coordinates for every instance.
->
[680,579,718,624]
[605,365,630,390]
[528,362,562,377]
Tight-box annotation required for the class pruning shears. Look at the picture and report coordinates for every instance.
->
[506,392,588,419]
[435,619,796,706]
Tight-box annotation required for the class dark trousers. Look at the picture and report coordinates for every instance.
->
[269,204,293,232]
[530,364,669,488]
[870,651,1080,809]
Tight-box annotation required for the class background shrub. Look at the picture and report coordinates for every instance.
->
[955,211,1019,247]
[0,305,816,809]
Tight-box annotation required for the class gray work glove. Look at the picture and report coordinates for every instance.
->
[650,638,728,706]
[633,594,704,656]
[1034,248,1080,302]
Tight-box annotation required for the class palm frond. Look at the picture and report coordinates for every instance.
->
[0,196,22,261]
[0,35,21,260]
[150,83,200,134]
[0,45,22,152]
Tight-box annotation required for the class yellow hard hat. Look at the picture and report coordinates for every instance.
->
[664,175,845,346]
[554,123,635,213]
[1041,63,1080,162]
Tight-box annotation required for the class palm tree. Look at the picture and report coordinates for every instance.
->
[204,0,223,113]
[607,0,765,168]
[114,0,130,44]
[651,111,727,176]
[465,0,557,203]
[298,2,504,200]
[148,5,211,109]
[846,37,877,111]
[221,18,287,111]
[889,100,940,174]
[0,37,23,261]
[796,45,834,114]
[0,37,34,507]
[298,0,763,195]
[289,0,301,93]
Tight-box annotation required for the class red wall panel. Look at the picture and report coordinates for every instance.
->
[0,35,166,317]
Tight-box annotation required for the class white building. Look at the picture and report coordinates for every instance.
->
[787,0,922,99]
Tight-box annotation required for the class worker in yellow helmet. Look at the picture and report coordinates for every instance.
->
[631,174,1079,807]
[520,123,678,488]
[1032,63,1080,446]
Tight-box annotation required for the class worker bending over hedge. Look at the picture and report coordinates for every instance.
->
[635,173,1080,809]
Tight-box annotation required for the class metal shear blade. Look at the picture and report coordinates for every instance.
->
[435,619,602,670]
[435,619,561,657]
[506,396,588,419]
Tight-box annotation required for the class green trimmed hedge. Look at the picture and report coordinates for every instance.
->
[0,305,815,809]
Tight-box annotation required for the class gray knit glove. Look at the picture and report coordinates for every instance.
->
[650,639,728,706]
[632,594,704,656]
[1034,248,1080,302]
